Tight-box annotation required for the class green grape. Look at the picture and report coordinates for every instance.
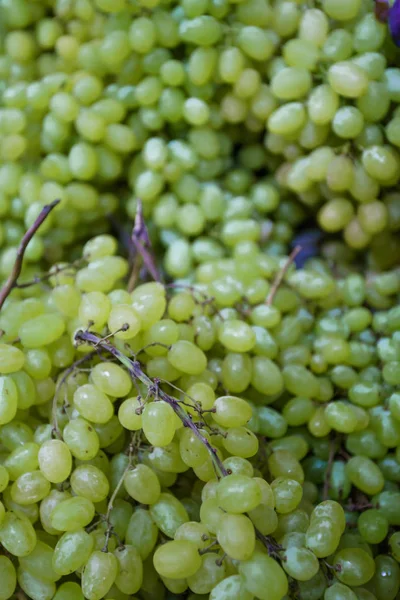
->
[0,511,37,556]
[38,439,72,483]
[53,582,84,600]
[282,546,319,581]
[210,574,253,600]
[149,493,189,538]
[11,470,51,504]
[153,540,202,579]
[239,551,288,600]
[114,545,143,595]
[325,582,358,600]
[306,517,340,558]
[125,508,159,560]
[371,555,400,600]
[142,401,176,446]
[63,417,100,460]
[0,375,18,425]
[272,477,303,513]
[0,556,17,600]
[53,529,94,575]
[168,340,207,375]
[19,540,59,582]
[90,362,131,398]
[217,474,261,513]
[124,464,161,505]
[217,513,255,560]
[346,456,384,495]
[334,548,376,586]
[18,568,56,600]
[81,551,119,600]
[70,465,110,503]
[50,496,95,531]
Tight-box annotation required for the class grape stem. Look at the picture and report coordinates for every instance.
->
[0,199,60,310]
[266,245,302,306]
[15,256,86,290]
[75,330,227,477]
[323,434,337,501]
[51,347,100,439]
[128,199,161,292]
[74,329,282,557]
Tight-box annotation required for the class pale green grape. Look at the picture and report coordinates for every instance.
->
[38,439,72,483]
[239,551,288,600]
[153,540,202,579]
[81,551,119,600]
[53,529,94,575]
[124,464,161,505]
[217,513,255,560]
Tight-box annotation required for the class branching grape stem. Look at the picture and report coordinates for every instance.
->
[75,330,227,477]
[266,245,302,306]
[0,200,60,310]
[75,329,282,557]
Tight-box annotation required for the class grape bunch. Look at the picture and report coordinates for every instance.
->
[0,221,396,600]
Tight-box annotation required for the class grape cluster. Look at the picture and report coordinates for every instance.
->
[1,0,400,599]
[0,0,400,274]
[0,229,396,600]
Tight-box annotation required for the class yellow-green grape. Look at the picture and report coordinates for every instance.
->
[124,464,161,505]
[334,548,376,586]
[149,493,189,538]
[118,397,143,431]
[19,314,65,348]
[125,508,159,560]
[0,555,17,600]
[168,340,207,375]
[372,554,400,600]
[52,529,94,576]
[306,516,340,558]
[268,450,304,483]
[210,574,253,600]
[271,477,303,514]
[50,496,95,531]
[114,545,143,595]
[187,552,226,594]
[73,384,114,425]
[174,521,210,550]
[0,375,18,425]
[239,551,288,600]
[358,509,389,545]
[38,440,72,484]
[10,470,51,505]
[346,456,384,495]
[217,474,261,513]
[108,304,141,340]
[325,582,358,600]
[0,511,37,557]
[81,551,118,600]
[63,417,100,460]
[131,282,166,329]
[142,319,179,356]
[222,426,259,458]
[90,362,131,398]
[218,320,256,352]
[78,292,110,329]
[217,513,255,560]
[70,465,109,503]
[142,401,176,446]
[0,344,25,374]
[281,546,319,582]
[153,540,202,579]
[212,395,252,427]
[179,428,209,468]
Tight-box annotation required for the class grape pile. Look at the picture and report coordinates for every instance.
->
[0,0,400,599]
[0,228,397,600]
